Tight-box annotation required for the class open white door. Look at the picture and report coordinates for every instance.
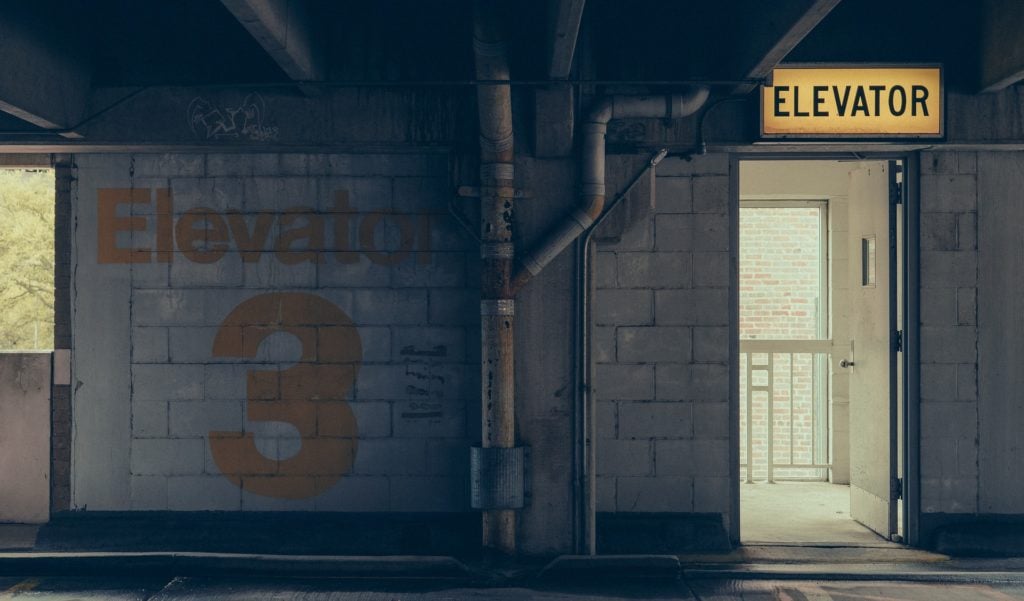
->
[846,161,898,540]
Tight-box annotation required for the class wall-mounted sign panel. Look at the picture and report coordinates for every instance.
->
[761,65,943,139]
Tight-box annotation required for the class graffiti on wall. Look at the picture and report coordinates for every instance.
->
[187,93,279,141]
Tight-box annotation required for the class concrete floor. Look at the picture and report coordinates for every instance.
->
[2,577,1024,600]
[741,481,888,545]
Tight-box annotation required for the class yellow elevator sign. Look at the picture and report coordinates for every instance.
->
[760,65,943,139]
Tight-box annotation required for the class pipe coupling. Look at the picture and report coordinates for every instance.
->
[570,207,595,230]
[479,134,514,154]
[480,162,515,181]
[481,242,514,259]
[671,89,712,117]
[521,214,588,277]
[581,122,608,135]
[481,299,515,316]
[521,254,545,277]
[522,252,547,276]
[473,36,508,58]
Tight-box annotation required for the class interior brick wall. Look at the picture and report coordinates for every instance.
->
[739,206,823,481]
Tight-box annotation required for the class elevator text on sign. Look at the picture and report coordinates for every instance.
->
[760,66,943,139]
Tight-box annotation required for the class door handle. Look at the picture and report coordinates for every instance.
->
[840,359,855,368]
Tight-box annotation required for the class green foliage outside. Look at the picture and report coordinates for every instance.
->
[0,169,54,349]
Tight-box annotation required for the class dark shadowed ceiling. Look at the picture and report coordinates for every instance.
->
[0,0,1004,136]
[49,0,984,89]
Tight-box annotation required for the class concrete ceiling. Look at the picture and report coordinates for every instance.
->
[0,0,1013,138]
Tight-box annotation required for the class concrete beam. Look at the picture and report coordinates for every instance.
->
[731,0,842,95]
[534,84,575,157]
[0,5,90,138]
[548,0,586,80]
[6,83,1024,152]
[220,0,324,92]
[980,0,1024,92]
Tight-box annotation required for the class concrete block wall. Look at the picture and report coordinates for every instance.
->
[918,151,980,515]
[592,154,732,521]
[71,153,479,512]
[976,151,1024,515]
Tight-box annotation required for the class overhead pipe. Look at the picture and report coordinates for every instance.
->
[472,0,519,557]
[511,90,710,293]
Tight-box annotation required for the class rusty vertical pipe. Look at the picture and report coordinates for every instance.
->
[474,0,516,556]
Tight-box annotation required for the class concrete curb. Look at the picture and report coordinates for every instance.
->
[539,555,1024,585]
[684,563,1024,584]
[0,552,473,579]
[1,552,1022,585]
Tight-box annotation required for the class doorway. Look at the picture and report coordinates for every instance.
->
[736,159,907,545]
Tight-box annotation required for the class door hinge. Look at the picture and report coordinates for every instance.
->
[894,330,904,353]
[893,476,904,500]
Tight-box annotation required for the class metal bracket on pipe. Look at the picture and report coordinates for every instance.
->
[470,446,526,510]
[480,242,514,259]
[480,299,515,316]
[480,163,515,181]
[457,186,531,199]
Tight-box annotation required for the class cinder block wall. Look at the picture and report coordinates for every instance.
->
[919,151,979,515]
[592,154,732,522]
[62,148,1024,540]
[70,153,480,512]
[975,151,1024,517]
[919,149,1024,530]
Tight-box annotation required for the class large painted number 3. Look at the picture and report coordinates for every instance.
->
[208,292,361,499]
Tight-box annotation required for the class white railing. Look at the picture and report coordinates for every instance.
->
[740,339,831,483]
